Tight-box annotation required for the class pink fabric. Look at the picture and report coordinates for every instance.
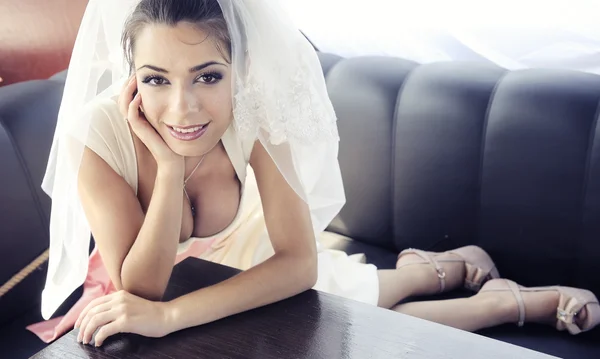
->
[27,239,217,343]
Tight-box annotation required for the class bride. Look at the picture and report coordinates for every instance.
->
[30,0,599,347]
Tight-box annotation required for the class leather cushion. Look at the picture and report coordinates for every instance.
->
[320,237,600,358]
[0,79,62,325]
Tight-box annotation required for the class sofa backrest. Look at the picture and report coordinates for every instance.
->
[320,52,600,295]
[1,52,600,322]
[0,79,62,323]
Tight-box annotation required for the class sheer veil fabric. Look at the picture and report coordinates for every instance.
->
[40,0,345,320]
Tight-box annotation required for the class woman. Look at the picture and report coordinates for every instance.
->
[30,0,599,347]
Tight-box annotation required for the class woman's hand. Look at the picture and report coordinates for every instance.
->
[119,75,183,169]
[75,290,171,347]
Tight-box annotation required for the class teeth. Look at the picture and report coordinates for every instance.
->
[172,125,204,133]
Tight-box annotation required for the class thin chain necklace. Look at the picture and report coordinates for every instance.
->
[183,154,207,217]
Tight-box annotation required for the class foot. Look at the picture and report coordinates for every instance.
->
[478,282,561,325]
[396,252,465,295]
[479,279,597,334]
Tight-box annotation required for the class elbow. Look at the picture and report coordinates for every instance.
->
[296,252,318,291]
[120,272,166,301]
[303,270,318,291]
[278,249,317,292]
[306,255,318,288]
[119,259,168,301]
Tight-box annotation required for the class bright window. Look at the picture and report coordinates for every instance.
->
[284,0,600,74]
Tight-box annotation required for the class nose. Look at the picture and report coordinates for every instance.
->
[170,84,201,116]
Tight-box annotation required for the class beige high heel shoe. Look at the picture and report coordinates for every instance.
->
[480,279,600,335]
[396,245,500,293]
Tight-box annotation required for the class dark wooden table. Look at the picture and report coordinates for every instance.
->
[31,258,558,359]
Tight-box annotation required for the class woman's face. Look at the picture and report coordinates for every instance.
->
[133,22,232,157]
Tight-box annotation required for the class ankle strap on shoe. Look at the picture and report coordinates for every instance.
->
[506,281,525,327]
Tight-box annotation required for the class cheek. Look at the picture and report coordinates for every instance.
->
[201,85,232,122]
[138,88,166,124]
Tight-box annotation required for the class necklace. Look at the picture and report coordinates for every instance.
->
[183,154,206,217]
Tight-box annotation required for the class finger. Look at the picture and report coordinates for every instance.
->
[82,310,118,345]
[119,75,138,117]
[118,75,134,111]
[75,294,112,328]
[93,320,123,347]
[119,73,135,93]
[127,92,143,125]
[78,302,113,343]
[75,295,113,329]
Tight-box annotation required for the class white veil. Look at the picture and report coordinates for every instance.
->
[40,0,345,320]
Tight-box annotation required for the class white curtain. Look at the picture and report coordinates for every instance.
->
[283,0,600,74]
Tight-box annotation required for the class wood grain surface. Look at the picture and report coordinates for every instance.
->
[31,257,559,359]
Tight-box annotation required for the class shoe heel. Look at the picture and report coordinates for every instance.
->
[450,246,499,291]
[581,302,600,333]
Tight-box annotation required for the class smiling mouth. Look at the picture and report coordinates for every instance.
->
[170,124,206,133]
[167,123,209,141]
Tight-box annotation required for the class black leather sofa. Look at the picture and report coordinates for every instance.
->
[1,52,599,358]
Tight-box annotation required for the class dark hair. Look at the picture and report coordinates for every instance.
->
[121,0,231,72]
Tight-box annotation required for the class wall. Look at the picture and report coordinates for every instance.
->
[0,0,88,86]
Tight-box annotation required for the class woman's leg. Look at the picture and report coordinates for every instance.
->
[391,289,569,332]
[379,261,576,332]
[376,252,574,332]
[392,294,512,331]
[376,252,466,308]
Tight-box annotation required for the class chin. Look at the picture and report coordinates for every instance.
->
[171,146,211,157]
[164,136,220,158]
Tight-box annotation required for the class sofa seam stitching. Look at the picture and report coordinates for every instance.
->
[477,70,509,245]
[391,64,418,251]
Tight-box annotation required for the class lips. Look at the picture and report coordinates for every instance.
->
[167,123,209,141]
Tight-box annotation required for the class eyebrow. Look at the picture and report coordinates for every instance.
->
[136,61,226,73]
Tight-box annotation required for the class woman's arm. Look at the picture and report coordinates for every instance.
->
[77,141,319,346]
[79,86,186,301]
[78,146,184,300]
[164,140,318,331]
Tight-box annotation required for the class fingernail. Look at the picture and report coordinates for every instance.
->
[129,75,135,83]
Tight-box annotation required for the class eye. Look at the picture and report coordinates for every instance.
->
[142,75,168,86]
[197,72,223,84]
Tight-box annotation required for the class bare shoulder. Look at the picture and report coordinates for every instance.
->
[249,140,315,255]
[83,97,125,135]
[80,96,137,182]
[249,140,299,196]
